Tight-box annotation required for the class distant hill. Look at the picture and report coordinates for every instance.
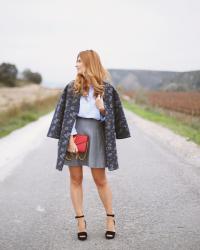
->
[108,69,200,91]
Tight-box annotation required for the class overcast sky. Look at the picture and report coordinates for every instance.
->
[0,0,200,86]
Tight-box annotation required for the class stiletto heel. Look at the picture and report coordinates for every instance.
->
[75,215,87,240]
[105,213,116,239]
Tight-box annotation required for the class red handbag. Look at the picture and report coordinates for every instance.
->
[66,134,89,160]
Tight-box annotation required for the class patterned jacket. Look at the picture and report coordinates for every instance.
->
[46,80,131,171]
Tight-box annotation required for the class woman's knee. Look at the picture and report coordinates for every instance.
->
[70,175,83,186]
[94,177,107,187]
[91,169,107,187]
[68,166,83,186]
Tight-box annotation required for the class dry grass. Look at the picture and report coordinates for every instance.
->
[0,83,61,113]
[0,83,62,137]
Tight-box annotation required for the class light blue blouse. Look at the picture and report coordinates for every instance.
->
[71,85,106,135]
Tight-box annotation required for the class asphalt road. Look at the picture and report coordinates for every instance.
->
[0,110,200,250]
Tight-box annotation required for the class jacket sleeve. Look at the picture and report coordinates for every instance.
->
[46,84,69,139]
[112,87,131,139]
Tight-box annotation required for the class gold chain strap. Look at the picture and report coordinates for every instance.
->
[65,141,89,161]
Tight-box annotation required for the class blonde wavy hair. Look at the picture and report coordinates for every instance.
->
[73,50,111,97]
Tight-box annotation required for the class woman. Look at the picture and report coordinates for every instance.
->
[47,49,131,241]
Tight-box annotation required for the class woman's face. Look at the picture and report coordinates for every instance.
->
[76,56,86,74]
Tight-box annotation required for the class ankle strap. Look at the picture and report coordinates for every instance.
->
[75,215,84,219]
[107,213,115,217]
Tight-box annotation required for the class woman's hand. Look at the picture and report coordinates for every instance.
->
[67,135,78,153]
[95,94,105,113]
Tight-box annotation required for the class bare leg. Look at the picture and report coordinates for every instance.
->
[91,168,115,232]
[68,165,86,232]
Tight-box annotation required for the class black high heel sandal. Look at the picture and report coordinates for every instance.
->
[105,213,116,239]
[75,215,87,241]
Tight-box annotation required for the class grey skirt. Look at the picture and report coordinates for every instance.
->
[64,116,107,168]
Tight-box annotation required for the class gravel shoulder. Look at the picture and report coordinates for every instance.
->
[125,109,200,169]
